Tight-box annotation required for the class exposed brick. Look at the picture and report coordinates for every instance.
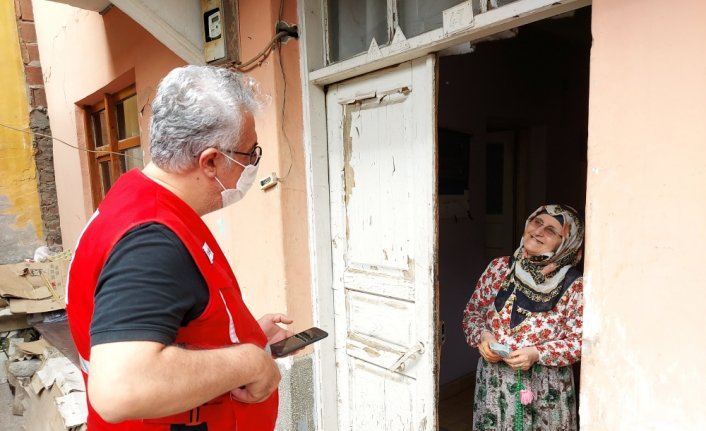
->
[14,0,21,19]
[17,21,36,43]
[19,42,39,65]
[31,87,47,108]
[18,0,34,21]
[24,65,43,86]
[26,43,40,63]
[30,108,62,248]
[20,42,29,64]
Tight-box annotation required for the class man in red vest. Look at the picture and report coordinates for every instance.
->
[67,65,291,430]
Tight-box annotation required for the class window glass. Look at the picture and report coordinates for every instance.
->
[85,86,141,207]
[120,146,144,172]
[327,0,387,62]
[398,0,465,38]
[98,160,112,198]
[91,110,109,148]
[116,95,139,140]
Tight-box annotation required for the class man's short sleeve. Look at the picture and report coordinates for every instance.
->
[90,223,209,347]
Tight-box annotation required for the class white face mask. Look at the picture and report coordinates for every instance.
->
[215,153,259,207]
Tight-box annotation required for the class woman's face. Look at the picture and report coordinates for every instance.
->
[523,213,564,256]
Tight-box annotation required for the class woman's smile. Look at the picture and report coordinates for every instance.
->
[523,214,563,255]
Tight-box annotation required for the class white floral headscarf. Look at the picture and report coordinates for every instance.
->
[513,204,584,294]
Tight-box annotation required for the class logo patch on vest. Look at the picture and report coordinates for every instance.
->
[202,242,214,264]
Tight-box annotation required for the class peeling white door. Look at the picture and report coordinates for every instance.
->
[326,56,438,430]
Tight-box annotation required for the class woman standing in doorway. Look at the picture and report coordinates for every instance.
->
[462,204,584,430]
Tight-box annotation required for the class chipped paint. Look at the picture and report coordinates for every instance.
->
[351,292,408,309]
[327,57,437,429]
[402,256,415,281]
[341,103,357,207]
[0,1,44,263]
[362,346,381,357]
[347,334,401,355]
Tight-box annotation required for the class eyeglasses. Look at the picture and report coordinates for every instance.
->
[529,217,563,239]
[224,144,262,166]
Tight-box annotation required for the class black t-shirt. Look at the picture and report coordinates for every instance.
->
[90,223,209,347]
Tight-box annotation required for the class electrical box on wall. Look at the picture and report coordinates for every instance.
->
[200,0,239,64]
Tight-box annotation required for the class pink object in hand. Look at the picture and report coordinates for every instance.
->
[520,389,534,405]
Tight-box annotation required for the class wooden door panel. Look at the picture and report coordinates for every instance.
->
[350,359,416,429]
[327,56,437,430]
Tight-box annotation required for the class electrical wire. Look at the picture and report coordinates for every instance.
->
[227,31,289,72]
[0,122,143,162]
[276,0,294,182]
[3,6,296,170]
[222,0,295,182]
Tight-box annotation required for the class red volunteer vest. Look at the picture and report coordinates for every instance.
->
[66,169,278,430]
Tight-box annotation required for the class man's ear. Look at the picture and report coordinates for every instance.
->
[198,148,220,179]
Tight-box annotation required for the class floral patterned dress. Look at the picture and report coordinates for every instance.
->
[462,256,584,430]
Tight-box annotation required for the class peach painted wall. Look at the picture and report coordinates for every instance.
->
[583,0,706,429]
[32,1,185,247]
[33,0,311,327]
[204,0,311,328]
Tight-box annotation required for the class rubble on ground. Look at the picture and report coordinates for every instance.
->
[0,252,87,431]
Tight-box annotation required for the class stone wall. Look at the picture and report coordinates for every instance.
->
[15,0,61,250]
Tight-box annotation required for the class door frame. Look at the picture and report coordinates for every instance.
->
[296,1,592,429]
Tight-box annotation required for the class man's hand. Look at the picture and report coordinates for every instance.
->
[504,346,540,371]
[478,331,502,363]
[229,346,281,403]
[258,313,294,344]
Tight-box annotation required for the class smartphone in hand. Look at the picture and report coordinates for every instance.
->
[489,342,511,358]
[268,327,328,357]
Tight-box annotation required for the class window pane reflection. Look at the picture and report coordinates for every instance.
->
[398,0,465,38]
[327,0,387,62]
[120,146,144,172]
[116,95,139,140]
[91,110,109,148]
[98,160,112,198]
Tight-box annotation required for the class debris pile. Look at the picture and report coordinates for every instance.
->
[0,253,87,430]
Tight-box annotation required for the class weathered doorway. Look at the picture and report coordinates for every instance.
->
[325,56,439,429]
[302,1,593,429]
[436,7,592,430]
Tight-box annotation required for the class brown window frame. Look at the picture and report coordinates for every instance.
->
[82,85,142,209]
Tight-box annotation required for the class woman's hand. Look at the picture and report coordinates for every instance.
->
[478,331,502,363]
[504,346,540,371]
[257,313,294,345]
